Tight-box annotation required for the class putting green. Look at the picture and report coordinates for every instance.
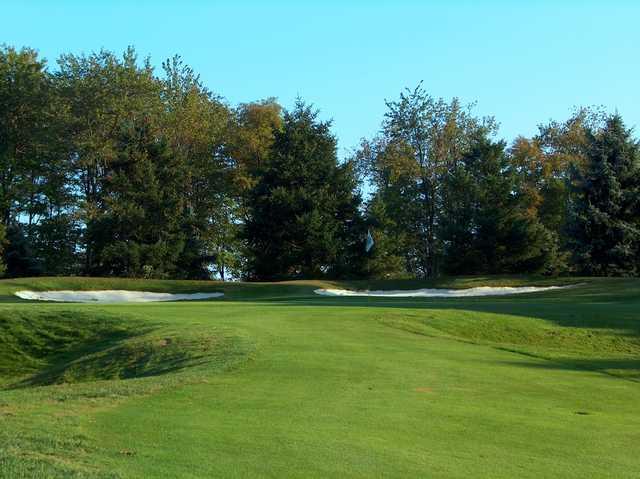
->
[1,277,639,478]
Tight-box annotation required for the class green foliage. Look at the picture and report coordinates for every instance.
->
[361,83,498,278]
[0,45,63,226]
[28,215,82,275]
[88,125,186,278]
[362,88,561,277]
[363,196,412,278]
[441,138,560,274]
[244,101,363,279]
[160,56,236,280]
[1,44,640,280]
[0,46,75,278]
[56,48,167,275]
[3,224,42,277]
[569,115,640,275]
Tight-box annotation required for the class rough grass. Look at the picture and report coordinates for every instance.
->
[0,276,639,478]
[0,311,143,385]
[0,303,254,478]
[0,309,249,389]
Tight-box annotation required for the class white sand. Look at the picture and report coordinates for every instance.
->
[15,290,224,303]
[314,285,570,298]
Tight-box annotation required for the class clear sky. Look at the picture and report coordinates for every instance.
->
[4,0,639,158]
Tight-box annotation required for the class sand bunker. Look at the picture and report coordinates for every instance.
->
[15,290,224,303]
[314,285,570,298]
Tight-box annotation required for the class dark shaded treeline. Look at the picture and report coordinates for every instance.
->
[1,46,639,280]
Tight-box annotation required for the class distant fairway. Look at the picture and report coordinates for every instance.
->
[1,277,639,478]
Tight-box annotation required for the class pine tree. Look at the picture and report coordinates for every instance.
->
[89,123,186,278]
[3,224,43,277]
[363,197,408,278]
[569,115,640,275]
[244,101,362,280]
[442,138,558,274]
[160,56,235,280]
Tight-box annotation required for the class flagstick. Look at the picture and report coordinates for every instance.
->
[365,229,374,305]
[368,259,373,304]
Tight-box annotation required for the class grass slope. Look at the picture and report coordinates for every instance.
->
[0,276,639,477]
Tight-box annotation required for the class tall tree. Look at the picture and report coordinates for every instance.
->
[569,115,640,275]
[356,139,422,277]
[362,196,409,279]
[227,99,283,193]
[0,45,73,276]
[160,56,234,279]
[218,99,284,280]
[244,100,362,279]
[0,45,50,225]
[56,47,163,273]
[87,122,187,278]
[508,107,608,272]
[359,84,496,277]
[3,223,42,277]
[442,137,558,274]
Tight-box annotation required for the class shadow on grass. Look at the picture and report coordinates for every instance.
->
[266,281,640,337]
[264,283,640,382]
[499,358,640,381]
[1,310,234,390]
[11,335,204,388]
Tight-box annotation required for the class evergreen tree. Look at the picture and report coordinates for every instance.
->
[29,214,82,275]
[363,197,409,278]
[244,101,362,280]
[89,122,186,278]
[508,108,608,273]
[359,139,422,277]
[442,138,557,274]
[3,224,42,277]
[160,56,235,280]
[3,43,640,280]
[569,115,640,275]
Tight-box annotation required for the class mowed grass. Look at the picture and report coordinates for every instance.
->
[0,277,639,478]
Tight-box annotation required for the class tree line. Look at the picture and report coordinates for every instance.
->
[1,45,639,280]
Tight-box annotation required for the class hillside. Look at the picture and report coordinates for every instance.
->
[1,277,639,477]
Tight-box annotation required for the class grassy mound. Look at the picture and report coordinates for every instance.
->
[0,302,254,478]
[378,307,640,380]
[0,309,249,388]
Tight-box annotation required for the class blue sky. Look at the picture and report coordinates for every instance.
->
[4,1,639,158]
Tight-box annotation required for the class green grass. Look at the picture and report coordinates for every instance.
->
[0,276,639,477]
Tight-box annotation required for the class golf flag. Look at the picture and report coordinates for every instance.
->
[365,229,374,253]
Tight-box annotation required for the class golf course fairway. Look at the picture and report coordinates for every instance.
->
[1,276,639,478]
